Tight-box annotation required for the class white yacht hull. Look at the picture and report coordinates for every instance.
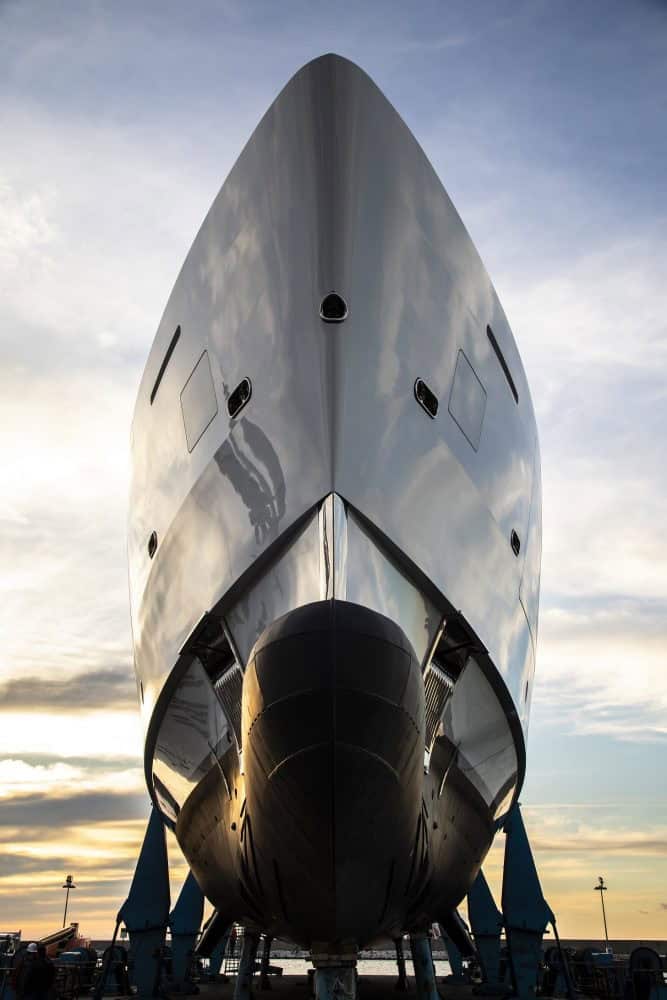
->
[128,54,541,952]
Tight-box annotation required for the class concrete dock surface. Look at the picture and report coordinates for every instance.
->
[190,976,472,1000]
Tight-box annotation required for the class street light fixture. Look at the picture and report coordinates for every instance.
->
[594,875,610,953]
[62,874,77,928]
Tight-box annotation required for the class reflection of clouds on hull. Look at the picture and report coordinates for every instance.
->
[128,54,542,950]
[215,415,286,545]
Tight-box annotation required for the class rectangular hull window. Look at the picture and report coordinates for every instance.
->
[448,349,487,451]
[180,351,218,452]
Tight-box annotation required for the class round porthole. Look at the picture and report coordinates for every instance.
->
[320,292,348,323]
[414,378,439,418]
[148,531,158,559]
[228,377,252,418]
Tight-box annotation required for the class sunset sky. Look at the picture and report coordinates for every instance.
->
[1,0,666,942]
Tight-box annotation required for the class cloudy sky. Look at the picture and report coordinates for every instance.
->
[1,0,665,941]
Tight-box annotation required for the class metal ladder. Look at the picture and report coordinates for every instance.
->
[223,925,244,976]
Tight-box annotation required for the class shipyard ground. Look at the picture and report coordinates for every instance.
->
[187,978,473,1000]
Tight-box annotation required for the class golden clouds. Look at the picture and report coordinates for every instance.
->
[0,789,192,940]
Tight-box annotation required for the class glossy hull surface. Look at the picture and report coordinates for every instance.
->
[128,55,541,952]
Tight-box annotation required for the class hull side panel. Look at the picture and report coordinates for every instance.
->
[127,54,542,947]
[129,55,539,727]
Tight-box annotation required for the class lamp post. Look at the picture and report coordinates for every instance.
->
[62,874,77,928]
[594,876,610,952]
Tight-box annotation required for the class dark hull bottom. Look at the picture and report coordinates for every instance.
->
[176,601,496,950]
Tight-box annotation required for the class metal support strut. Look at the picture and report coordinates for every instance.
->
[467,868,504,993]
[409,933,440,1000]
[314,966,357,1000]
[168,871,205,993]
[208,930,231,981]
[501,802,554,1000]
[234,930,261,1000]
[440,930,465,983]
[394,937,409,992]
[118,807,170,999]
[196,909,233,981]
[259,936,273,991]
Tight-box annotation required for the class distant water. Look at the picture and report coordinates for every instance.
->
[275,958,451,977]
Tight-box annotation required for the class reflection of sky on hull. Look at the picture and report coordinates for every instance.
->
[216,417,287,545]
